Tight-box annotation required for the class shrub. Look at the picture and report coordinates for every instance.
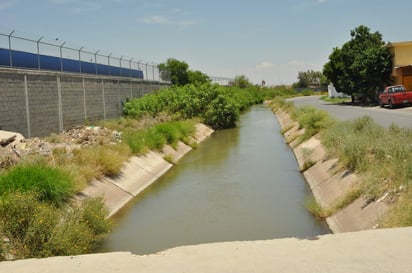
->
[0,192,111,259]
[123,83,262,129]
[0,164,74,205]
[204,94,239,129]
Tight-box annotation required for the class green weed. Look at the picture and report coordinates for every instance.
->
[0,164,74,206]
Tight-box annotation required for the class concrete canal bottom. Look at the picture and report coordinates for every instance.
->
[97,105,330,254]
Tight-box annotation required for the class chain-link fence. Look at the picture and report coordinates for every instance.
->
[0,29,170,82]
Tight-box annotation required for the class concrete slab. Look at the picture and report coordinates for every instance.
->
[75,179,133,218]
[132,151,173,176]
[0,130,25,145]
[193,124,214,143]
[161,141,192,163]
[294,137,326,169]
[1,227,411,273]
[327,197,389,232]
[105,157,162,197]
[304,159,358,208]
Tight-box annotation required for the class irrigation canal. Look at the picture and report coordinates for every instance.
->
[97,105,330,254]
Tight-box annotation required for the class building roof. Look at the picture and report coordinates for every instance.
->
[388,41,412,48]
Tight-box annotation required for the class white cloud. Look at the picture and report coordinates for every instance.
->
[256,61,275,69]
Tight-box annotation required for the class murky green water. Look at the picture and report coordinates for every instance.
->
[97,105,330,254]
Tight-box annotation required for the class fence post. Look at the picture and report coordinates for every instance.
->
[8,30,15,67]
[94,50,100,75]
[78,46,83,73]
[59,42,66,72]
[36,36,43,70]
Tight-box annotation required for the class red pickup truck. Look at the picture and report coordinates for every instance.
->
[379,85,412,108]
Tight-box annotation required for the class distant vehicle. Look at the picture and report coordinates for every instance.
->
[379,85,412,108]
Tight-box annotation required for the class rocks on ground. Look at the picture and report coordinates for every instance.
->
[0,126,122,170]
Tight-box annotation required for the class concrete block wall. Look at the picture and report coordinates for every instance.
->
[0,68,170,137]
[0,72,28,136]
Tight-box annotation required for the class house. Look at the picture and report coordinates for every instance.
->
[388,41,412,90]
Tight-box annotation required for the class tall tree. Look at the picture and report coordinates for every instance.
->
[294,70,327,88]
[187,70,210,85]
[158,58,189,86]
[323,25,392,102]
[232,75,251,89]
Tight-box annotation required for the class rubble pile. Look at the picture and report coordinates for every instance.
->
[0,126,122,170]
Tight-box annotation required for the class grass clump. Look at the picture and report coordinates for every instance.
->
[292,105,334,143]
[0,164,74,206]
[0,192,111,260]
[305,197,328,220]
[123,120,196,155]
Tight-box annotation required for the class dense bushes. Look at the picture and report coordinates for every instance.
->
[123,83,264,129]
[0,164,112,260]
[0,193,111,260]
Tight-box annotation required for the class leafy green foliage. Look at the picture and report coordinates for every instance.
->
[323,25,392,102]
[157,58,210,86]
[0,164,74,206]
[232,75,252,89]
[123,83,263,129]
[293,70,328,88]
[158,58,189,85]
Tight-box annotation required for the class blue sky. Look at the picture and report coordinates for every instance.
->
[1,0,412,85]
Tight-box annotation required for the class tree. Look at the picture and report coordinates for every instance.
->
[158,58,211,86]
[232,75,251,89]
[323,25,392,103]
[158,58,189,86]
[294,70,327,88]
[187,70,210,85]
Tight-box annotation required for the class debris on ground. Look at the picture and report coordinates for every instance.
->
[0,126,122,170]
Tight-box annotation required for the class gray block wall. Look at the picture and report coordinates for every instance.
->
[0,68,170,138]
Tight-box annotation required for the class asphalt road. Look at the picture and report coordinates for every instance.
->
[288,96,412,128]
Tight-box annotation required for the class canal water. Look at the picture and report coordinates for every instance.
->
[97,105,330,254]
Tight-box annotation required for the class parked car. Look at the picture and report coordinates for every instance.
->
[379,85,412,108]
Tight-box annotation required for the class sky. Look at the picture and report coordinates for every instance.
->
[1,0,412,85]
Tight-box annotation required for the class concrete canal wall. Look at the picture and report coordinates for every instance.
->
[76,123,214,217]
[274,109,389,233]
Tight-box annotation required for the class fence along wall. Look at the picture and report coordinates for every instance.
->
[0,68,169,137]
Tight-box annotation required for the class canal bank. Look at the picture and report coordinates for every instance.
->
[76,123,214,217]
[274,108,389,233]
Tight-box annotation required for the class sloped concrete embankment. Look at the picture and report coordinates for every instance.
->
[76,123,214,217]
[275,110,388,233]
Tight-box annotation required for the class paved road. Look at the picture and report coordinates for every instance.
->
[288,96,412,128]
